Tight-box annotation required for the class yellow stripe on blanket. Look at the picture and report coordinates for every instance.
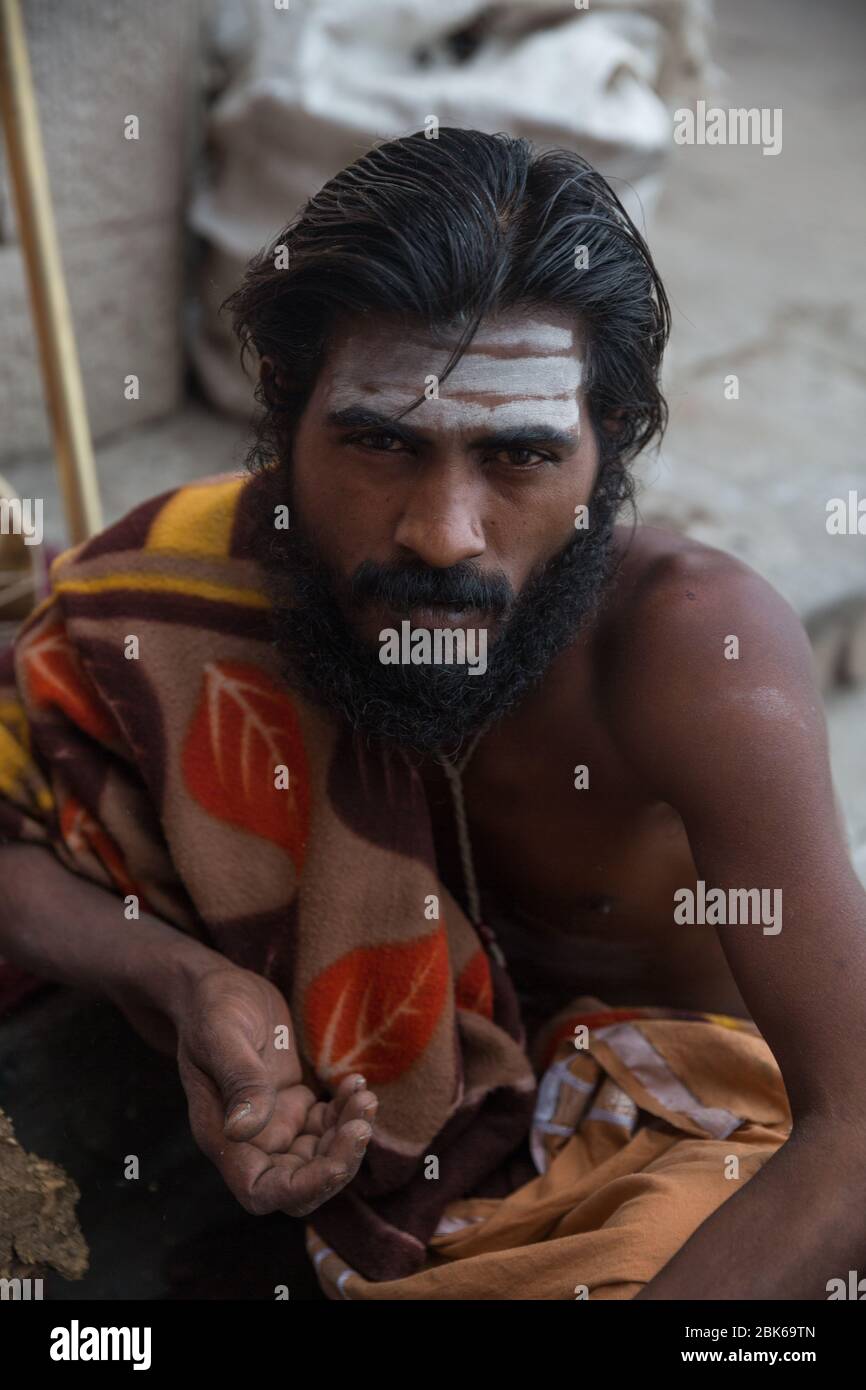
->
[53,572,269,609]
[146,476,245,558]
[0,710,53,813]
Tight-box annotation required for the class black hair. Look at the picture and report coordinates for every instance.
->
[224,127,670,513]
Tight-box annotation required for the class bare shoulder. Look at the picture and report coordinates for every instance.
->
[598,522,814,677]
[592,523,825,793]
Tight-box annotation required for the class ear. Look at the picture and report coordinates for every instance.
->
[601,407,627,436]
[259,355,287,401]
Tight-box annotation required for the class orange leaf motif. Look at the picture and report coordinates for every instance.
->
[305,929,450,1086]
[455,947,494,1020]
[182,662,310,871]
[59,795,145,905]
[24,624,115,742]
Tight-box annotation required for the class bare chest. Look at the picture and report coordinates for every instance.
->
[420,718,750,1023]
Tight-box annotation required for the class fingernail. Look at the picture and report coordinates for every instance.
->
[362,1101,378,1118]
[352,1075,367,1091]
[227,1101,252,1125]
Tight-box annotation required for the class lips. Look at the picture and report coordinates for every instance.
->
[404,605,481,630]
[356,595,494,638]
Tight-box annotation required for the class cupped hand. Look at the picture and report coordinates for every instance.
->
[175,965,378,1217]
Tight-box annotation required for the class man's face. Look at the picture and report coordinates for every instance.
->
[291,309,596,645]
[257,308,618,752]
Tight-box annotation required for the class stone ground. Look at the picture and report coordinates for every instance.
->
[1,0,864,1297]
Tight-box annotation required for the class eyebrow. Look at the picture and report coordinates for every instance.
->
[325,405,580,451]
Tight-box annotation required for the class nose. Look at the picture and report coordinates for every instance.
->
[393,463,486,569]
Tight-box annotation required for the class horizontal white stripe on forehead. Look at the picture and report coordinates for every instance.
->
[331,356,583,400]
[330,389,581,433]
[461,323,576,351]
[435,354,582,395]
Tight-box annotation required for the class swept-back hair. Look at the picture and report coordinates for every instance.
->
[224,127,670,510]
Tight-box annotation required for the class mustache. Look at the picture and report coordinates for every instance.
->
[349,560,513,615]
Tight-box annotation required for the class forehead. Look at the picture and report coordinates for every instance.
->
[318,311,584,432]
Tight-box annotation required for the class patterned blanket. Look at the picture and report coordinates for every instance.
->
[0,471,538,1283]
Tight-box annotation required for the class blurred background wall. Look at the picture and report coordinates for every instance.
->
[0,0,201,454]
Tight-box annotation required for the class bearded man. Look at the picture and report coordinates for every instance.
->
[1,129,864,1301]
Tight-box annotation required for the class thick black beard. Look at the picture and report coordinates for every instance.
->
[248,469,619,754]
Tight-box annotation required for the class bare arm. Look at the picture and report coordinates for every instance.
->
[609,549,866,1300]
[0,841,219,1042]
[0,841,377,1215]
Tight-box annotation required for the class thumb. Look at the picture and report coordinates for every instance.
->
[203,1025,278,1141]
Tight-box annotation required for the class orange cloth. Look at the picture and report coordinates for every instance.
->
[307,1000,791,1299]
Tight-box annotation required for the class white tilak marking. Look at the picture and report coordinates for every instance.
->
[332,355,582,399]
[434,354,582,396]
[330,387,580,433]
[461,322,575,351]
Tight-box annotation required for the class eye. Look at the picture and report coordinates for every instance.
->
[488,447,551,469]
[350,430,410,454]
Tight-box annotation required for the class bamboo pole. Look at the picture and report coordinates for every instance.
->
[0,0,102,544]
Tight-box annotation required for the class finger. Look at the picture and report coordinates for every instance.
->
[242,1085,322,1155]
[187,1110,319,1217]
[179,1058,361,1217]
[320,1118,373,1177]
[179,1053,240,1163]
[244,1133,318,1166]
[250,1157,353,1217]
[319,1089,378,1149]
[306,1074,370,1136]
[238,1118,373,1217]
[186,1022,279,1140]
[316,1128,334,1157]
[341,1088,379,1127]
[314,1118,366,1159]
[287,1134,318,1162]
[213,1138,300,1214]
[266,1127,369,1216]
[213,1139,351,1217]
